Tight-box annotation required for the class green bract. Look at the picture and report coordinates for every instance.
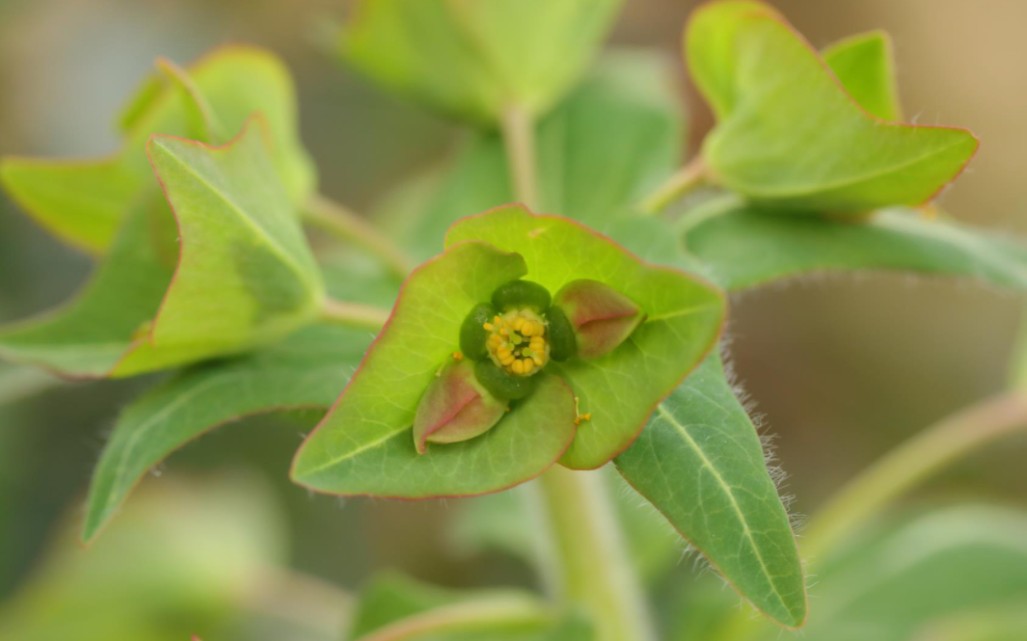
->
[340,0,624,124]
[290,204,724,499]
[0,118,323,378]
[685,1,978,214]
[0,46,314,254]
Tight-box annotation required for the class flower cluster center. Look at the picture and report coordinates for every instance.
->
[483,309,549,377]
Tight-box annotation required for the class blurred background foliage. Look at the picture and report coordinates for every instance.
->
[1,0,1026,639]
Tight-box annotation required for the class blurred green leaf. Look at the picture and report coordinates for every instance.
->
[347,573,592,641]
[82,325,371,542]
[823,31,902,121]
[341,0,623,125]
[292,240,580,497]
[683,206,1027,292]
[0,197,176,376]
[615,354,806,628]
[1,46,314,253]
[918,604,1027,641]
[378,51,683,260]
[686,1,976,213]
[446,206,725,469]
[0,119,322,378]
[0,474,286,641]
[767,505,1027,641]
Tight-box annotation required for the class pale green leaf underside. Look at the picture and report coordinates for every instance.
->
[684,207,1027,292]
[0,119,321,378]
[1,46,314,253]
[782,506,1027,641]
[616,354,806,628]
[82,325,371,542]
[823,30,902,122]
[688,1,976,213]
[341,0,623,124]
[446,206,725,469]
[293,241,580,497]
[377,51,682,261]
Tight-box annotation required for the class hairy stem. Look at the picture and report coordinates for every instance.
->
[500,103,540,210]
[802,390,1027,561]
[320,297,390,331]
[640,157,708,215]
[534,467,657,641]
[304,194,414,279]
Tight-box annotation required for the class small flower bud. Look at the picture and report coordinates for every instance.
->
[413,360,507,454]
[553,279,646,359]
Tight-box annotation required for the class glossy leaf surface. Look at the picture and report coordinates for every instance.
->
[447,206,725,469]
[687,1,977,213]
[341,0,623,124]
[616,354,806,627]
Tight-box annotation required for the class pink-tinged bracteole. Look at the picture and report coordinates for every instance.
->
[553,279,646,359]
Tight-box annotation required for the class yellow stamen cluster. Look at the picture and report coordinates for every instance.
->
[483,309,550,377]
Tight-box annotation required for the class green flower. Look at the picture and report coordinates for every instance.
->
[291,205,724,498]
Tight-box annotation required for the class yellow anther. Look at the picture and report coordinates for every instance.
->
[452,351,464,361]
[484,308,551,377]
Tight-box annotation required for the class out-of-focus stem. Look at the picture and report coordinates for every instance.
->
[500,103,540,210]
[639,157,708,215]
[320,297,390,331]
[534,467,657,641]
[304,194,414,279]
[802,391,1027,562]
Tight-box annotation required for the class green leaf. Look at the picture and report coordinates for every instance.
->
[378,51,683,260]
[0,157,138,254]
[0,475,285,641]
[686,1,977,213]
[683,206,1027,292]
[1,46,314,253]
[0,118,323,378]
[779,505,1027,641]
[823,30,902,121]
[446,206,725,469]
[0,197,175,377]
[341,0,623,124]
[615,354,807,628]
[82,325,371,542]
[291,241,580,497]
[347,573,592,641]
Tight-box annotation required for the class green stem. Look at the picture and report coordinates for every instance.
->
[533,467,657,641]
[639,157,708,215]
[802,391,1027,562]
[319,297,390,331]
[304,194,414,279]
[500,103,540,210]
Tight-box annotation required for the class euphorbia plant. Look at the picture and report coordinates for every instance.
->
[4,1,1027,640]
